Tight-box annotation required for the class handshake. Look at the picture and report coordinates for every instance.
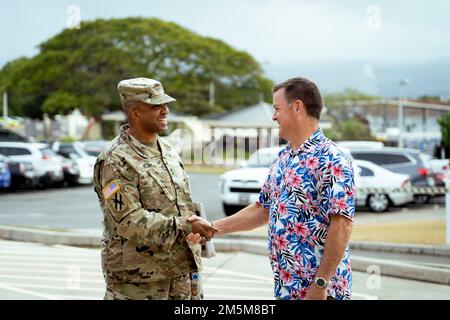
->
[185,215,218,245]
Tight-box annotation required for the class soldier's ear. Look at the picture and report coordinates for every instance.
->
[130,106,140,120]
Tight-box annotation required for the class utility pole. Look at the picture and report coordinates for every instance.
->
[2,91,7,127]
[397,79,409,148]
[209,79,215,108]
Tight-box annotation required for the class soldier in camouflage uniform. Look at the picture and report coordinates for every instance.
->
[93,77,217,300]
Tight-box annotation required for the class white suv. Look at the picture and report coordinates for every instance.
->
[0,142,64,187]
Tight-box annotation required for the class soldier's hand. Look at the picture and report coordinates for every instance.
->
[186,232,203,244]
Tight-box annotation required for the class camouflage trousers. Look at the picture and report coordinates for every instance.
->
[104,273,204,300]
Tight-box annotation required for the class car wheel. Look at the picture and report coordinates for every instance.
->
[413,195,430,204]
[222,203,240,216]
[368,193,389,212]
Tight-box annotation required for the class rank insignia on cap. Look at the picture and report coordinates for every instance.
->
[102,179,121,199]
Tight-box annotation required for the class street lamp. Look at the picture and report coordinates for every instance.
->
[397,78,410,148]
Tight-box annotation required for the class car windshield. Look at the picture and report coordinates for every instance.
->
[246,150,277,167]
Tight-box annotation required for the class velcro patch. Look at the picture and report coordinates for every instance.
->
[107,191,127,213]
[102,179,121,199]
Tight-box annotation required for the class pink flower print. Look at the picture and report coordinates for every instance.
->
[280,269,293,285]
[299,288,308,299]
[278,235,289,250]
[273,234,289,250]
[278,202,288,216]
[346,186,355,197]
[335,198,348,211]
[294,222,309,237]
[332,165,344,179]
[290,174,302,187]
[306,157,319,170]
[293,253,303,263]
[286,224,295,235]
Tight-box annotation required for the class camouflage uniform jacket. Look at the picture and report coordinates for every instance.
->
[93,124,202,284]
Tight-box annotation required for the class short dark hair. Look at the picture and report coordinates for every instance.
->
[273,77,323,120]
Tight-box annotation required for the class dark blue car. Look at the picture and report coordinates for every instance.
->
[0,154,12,189]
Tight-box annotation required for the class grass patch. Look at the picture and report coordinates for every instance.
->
[184,165,236,175]
[351,219,446,245]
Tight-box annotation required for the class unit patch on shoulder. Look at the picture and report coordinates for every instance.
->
[108,191,127,213]
[102,179,121,200]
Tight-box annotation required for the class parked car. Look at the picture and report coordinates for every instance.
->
[0,127,30,142]
[60,156,80,186]
[77,140,109,157]
[420,154,449,189]
[339,145,436,204]
[0,142,64,188]
[0,154,12,189]
[51,142,96,184]
[354,159,413,212]
[219,146,284,215]
[8,160,38,190]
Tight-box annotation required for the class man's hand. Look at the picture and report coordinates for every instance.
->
[190,216,218,243]
[185,232,203,244]
[304,285,328,300]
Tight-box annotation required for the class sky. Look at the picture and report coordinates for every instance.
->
[1,0,450,97]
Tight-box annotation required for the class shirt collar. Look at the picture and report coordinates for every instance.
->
[286,128,325,156]
[119,124,161,159]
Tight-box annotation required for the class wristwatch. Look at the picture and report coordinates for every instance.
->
[314,277,328,289]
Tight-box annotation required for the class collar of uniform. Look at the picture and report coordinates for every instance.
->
[287,128,325,156]
[119,124,160,159]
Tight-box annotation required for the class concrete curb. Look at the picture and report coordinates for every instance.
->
[1,225,449,285]
[0,226,101,247]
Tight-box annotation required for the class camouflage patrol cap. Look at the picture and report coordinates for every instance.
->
[118,77,176,106]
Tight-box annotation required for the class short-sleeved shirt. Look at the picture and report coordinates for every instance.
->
[258,128,355,300]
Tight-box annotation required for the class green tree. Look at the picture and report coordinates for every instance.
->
[0,17,273,119]
[339,116,374,140]
[438,114,450,148]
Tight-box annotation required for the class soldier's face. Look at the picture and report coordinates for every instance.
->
[135,101,169,133]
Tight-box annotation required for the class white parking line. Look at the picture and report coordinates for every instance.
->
[52,294,100,300]
[0,249,100,257]
[0,283,59,300]
[0,255,100,263]
[0,261,102,269]
[352,292,379,300]
[0,274,105,284]
[0,267,102,276]
[2,283,105,292]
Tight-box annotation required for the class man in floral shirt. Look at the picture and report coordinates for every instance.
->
[190,77,355,300]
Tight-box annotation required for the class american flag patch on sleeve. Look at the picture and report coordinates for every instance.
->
[102,180,121,199]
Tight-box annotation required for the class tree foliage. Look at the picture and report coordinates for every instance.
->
[0,17,273,119]
[322,89,377,141]
[438,114,450,148]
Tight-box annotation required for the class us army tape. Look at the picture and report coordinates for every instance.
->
[356,187,449,194]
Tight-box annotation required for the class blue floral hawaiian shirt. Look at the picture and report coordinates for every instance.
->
[258,128,355,300]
